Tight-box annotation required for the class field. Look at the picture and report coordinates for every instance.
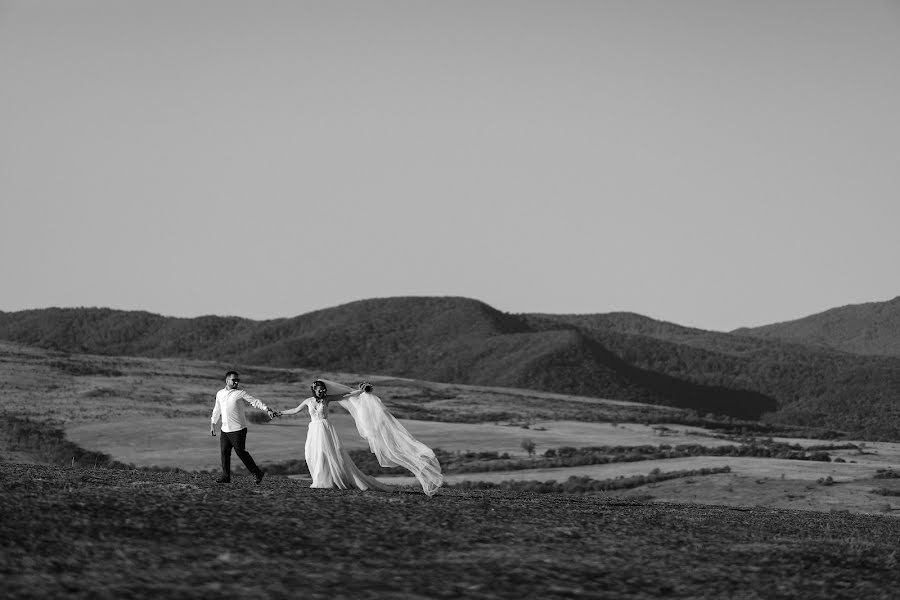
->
[62,417,900,515]
[3,462,900,600]
[4,341,900,598]
[6,341,900,515]
[64,418,740,471]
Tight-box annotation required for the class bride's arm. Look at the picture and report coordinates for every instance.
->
[278,398,311,416]
[332,382,373,400]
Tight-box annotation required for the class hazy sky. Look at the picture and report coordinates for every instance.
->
[2,1,899,332]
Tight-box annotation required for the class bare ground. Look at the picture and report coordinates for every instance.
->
[6,342,900,597]
[2,463,900,600]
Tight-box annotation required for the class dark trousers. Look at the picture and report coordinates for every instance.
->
[220,428,261,478]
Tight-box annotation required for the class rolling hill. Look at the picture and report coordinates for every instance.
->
[733,295,900,357]
[2,296,900,438]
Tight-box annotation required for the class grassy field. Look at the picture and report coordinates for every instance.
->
[7,341,900,597]
[64,418,900,515]
[5,340,900,517]
[3,462,900,600]
[64,417,742,471]
[0,341,679,424]
[382,456,900,515]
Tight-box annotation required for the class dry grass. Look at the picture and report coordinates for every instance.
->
[6,340,900,517]
[3,463,900,600]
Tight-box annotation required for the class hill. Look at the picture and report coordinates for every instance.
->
[733,295,900,357]
[524,312,900,439]
[2,297,900,438]
[0,299,776,420]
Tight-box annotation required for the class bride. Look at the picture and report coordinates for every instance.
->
[275,379,442,496]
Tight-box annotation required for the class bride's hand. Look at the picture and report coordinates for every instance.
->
[358,382,373,393]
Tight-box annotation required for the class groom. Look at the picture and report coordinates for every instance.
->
[210,370,276,484]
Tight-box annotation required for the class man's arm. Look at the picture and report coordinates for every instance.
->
[210,395,221,436]
[241,391,276,418]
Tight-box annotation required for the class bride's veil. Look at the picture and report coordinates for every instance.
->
[318,379,443,496]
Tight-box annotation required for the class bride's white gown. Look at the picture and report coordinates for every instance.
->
[339,389,443,496]
[304,397,392,492]
[302,382,443,496]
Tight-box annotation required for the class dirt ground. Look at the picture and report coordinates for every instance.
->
[3,463,900,600]
[6,344,900,598]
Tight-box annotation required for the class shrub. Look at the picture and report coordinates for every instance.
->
[450,466,732,495]
[807,451,831,462]
[521,439,536,458]
[874,469,900,479]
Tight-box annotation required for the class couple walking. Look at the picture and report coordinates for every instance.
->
[210,371,443,496]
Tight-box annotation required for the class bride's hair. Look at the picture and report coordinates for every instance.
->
[311,379,327,397]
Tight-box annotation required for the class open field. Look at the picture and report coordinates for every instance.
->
[64,417,744,471]
[0,341,682,425]
[381,456,900,515]
[3,462,900,600]
[62,408,900,517]
[5,341,900,518]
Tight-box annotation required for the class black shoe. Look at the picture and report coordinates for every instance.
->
[255,470,266,485]
[216,476,231,484]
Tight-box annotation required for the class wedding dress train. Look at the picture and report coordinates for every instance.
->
[307,379,443,496]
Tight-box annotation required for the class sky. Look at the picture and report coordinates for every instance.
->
[2,1,899,332]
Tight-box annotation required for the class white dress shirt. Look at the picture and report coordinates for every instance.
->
[211,388,269,433]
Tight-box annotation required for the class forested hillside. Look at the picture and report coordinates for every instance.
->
[2,296,900,438]
[732,296,900,357]
[533,312,900,439]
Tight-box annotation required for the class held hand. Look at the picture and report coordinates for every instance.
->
[358,381,373,393]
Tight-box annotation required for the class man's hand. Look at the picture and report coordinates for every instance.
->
[359,381,373,393]
[210,423,216,436]
[267,408,277,419]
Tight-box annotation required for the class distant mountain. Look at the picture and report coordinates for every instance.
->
[2,296,900,439]
[733,296,900,357]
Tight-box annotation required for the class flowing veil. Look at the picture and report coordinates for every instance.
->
[319,379,443,496]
